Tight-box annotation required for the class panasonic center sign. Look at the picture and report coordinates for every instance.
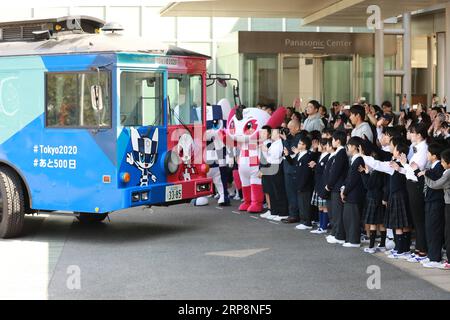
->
[238,31,397,56]
[285,38,353,49]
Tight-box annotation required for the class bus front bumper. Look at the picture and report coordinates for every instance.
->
[124,178,213,208]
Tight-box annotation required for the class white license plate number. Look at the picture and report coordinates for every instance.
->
[165,185,183,202]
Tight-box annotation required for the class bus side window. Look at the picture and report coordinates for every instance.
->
[46,71,111,128]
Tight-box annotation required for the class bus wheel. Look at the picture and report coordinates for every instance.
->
[76,213,109,223]
[0,167,25,239]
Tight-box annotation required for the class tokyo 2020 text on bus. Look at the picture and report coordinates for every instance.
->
[0,16,213,238]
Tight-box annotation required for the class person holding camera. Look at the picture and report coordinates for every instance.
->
[278,119,303,223]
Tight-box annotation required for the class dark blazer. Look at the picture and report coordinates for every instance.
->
[326,148,349,192]
[343,156,366,204]
[424,162,445,203]
[314,153,330,194]
[294,151,314,192]
[361,170,384,202]
[282,133,302,175]
[319,154,333,199]
[389,161,407,194]
[310,150,321,163]
[379,150,392,202]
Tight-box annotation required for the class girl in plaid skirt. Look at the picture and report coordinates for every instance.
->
[359,146,387,254]
[363,138,412,259]
[310,138,332,234]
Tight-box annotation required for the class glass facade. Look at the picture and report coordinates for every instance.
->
[243,54,278,107]
[357,55,398,107]
[323,56,352,107]
[241,53,399,110]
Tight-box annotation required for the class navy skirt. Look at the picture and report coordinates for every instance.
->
[363,198,385,225]
[385,191,411,229]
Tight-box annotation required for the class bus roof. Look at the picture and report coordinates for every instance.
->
[0,32,210,59]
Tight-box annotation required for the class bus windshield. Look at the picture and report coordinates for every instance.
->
[120,71,164,127]
[167,74,202,125]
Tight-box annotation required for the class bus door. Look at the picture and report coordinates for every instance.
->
[166,72,204,183]
[118,69,167,190]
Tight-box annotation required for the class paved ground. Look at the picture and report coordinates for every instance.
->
[0,199,449,300]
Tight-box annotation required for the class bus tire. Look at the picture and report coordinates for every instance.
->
[0,167,25,239]
[76,213,108,223]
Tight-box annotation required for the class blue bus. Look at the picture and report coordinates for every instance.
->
[0,16,213,238]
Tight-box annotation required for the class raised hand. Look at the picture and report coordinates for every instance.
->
[390,161,400,171]
[400,153,408,165]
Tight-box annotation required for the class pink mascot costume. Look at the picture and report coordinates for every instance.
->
[227,106,286,213]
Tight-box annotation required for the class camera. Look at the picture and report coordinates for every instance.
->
[280,127,290,136]
[375,111,383,119]
[336,113,348,123]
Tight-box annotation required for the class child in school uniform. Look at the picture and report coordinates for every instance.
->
[308,130,322,224]
[286,136,315,230]
[325,131,349,244]
[340,137,365,247]
[360,145,387,254]
[364,138,413,259]
[259,125,273,217]
[323,139,336,234]
[262,127,288,220]
[310,138,331,234]
[421,148,450,270]
[416,143,446,269]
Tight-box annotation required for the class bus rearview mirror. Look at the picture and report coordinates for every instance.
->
[90,85,104,112]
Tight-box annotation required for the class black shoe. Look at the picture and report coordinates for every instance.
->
[282,217,300,224]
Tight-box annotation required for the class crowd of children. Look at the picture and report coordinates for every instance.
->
[253,100,450,270]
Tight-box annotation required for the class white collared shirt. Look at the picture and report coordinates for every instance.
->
[403,140,428,181]
[362,155,395,176]
[266,139,284,165]
[407,140,428,170]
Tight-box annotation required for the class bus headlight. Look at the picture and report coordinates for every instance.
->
[141,192,149,201]
[132,192,140,202]
[197,183,211,193]
[164,151,180,175]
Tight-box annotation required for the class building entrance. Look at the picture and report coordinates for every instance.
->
[280,54,353,109]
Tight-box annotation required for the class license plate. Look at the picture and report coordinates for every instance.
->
[165,185,183,202]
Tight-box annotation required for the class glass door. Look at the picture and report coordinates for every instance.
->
[281,54,325,109]
[281,55,300,107]
[322,56,352,107]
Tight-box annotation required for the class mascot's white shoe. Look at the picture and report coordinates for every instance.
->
[192,197,209,206]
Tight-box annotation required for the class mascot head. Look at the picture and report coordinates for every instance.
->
[227,105,286,143]
[206,99,231,140]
